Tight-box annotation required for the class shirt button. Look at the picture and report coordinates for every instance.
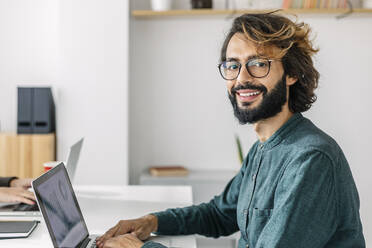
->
[252,174,256,181]
[246,245,249,248]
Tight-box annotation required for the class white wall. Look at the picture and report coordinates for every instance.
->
[129,2,372,245]
[0,0,129,185]
[58,0,129,185]
[0,0,59,130]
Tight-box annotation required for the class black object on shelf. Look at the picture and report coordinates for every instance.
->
[17,88,33,133]
[191,0,213,9]
[17,87,55,134]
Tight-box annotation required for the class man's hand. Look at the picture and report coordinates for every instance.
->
[9,178,32,189]
[96,214,158,248]
[102,234,144,248]
[0,187,36,205]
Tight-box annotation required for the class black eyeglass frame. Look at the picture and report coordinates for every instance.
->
[218,58,276,80]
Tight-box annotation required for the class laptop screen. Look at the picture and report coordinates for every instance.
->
[66,138,84,182]
[33,163,89,247]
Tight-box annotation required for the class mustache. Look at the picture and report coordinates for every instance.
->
[230,82,267,96]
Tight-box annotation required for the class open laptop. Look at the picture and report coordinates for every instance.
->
[32,163,173,248]
[32,163,98,248]
[0,138,84,216]
[65,137,84,183]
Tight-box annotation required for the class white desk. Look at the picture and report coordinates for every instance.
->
[0,185,196,248]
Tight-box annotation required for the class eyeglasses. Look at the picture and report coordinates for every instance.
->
[218,58,275,80]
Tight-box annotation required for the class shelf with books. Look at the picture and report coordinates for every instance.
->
[131,8,372,18]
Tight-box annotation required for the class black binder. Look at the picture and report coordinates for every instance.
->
[17,87,55,134]
[17,87,33,133]
[33,88,55,133]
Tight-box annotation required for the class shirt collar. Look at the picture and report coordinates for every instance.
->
[258,112,304,150]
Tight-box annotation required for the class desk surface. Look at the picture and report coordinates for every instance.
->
[0,185,196,248]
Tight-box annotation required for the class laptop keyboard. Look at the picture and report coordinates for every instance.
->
[13,203,40,212]
[90,239,97,248]
[81,237,97,248]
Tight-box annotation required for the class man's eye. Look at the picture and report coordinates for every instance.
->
[226,64,239,70]
[250,60,268,67]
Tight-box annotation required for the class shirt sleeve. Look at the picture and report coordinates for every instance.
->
[151,159,247,238]
[0,177,18,187]
[255,150,338,248]
[142,241,167,248]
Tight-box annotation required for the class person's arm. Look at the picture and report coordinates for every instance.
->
[0,187,35,204]
[0,177,35,204]
[152,160,247,238]
[0,177,18,187]
[97,151,252,248]
[98,166,245,248]
[254,151,338,248]
[9,178,33,189]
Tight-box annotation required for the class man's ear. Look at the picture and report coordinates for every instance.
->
[286,75,297,86]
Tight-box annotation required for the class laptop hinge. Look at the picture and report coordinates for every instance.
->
[77,236,90,248]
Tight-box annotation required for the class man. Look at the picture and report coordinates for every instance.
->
[97,12,365,248]
[0,177,35,205]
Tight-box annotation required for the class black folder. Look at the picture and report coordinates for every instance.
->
[17,87,55,134]
[0,220,39,239]
[33,88,55,134]
[17,87,33,133]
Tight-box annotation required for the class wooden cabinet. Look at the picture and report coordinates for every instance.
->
[0,133,55,178]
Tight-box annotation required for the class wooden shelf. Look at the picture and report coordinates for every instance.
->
[132,8,372,17]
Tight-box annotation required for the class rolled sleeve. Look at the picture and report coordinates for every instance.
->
[142,241,167,248]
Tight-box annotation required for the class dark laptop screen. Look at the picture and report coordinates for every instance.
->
[33,163,88,247]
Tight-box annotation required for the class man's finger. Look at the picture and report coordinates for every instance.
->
[98,225,119,243]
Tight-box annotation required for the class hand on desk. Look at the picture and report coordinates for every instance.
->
[96,214,158,248]
[9,178,33,189]
[100,234,144,248]
[0,187,36,205]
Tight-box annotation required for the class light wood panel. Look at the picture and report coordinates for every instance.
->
[0,133,55,178]
[18,135,32,178]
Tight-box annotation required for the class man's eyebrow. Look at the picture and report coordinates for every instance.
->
[225,55,260,62]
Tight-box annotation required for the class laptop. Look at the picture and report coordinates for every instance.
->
[0,138,84,216]
[33,163,174,248]
[65,137,84,183]
[32,163,98,248]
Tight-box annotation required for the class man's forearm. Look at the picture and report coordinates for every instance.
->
[152,200,238,237]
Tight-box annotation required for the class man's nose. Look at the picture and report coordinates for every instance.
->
[236,64,254,85]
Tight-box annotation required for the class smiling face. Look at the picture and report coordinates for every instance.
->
[225,33,296,124]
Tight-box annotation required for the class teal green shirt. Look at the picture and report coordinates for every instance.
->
[143,113,365,248]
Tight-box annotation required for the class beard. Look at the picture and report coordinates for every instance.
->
[228,74,287,124]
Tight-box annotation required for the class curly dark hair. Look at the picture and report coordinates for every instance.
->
[220,11,320,113]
